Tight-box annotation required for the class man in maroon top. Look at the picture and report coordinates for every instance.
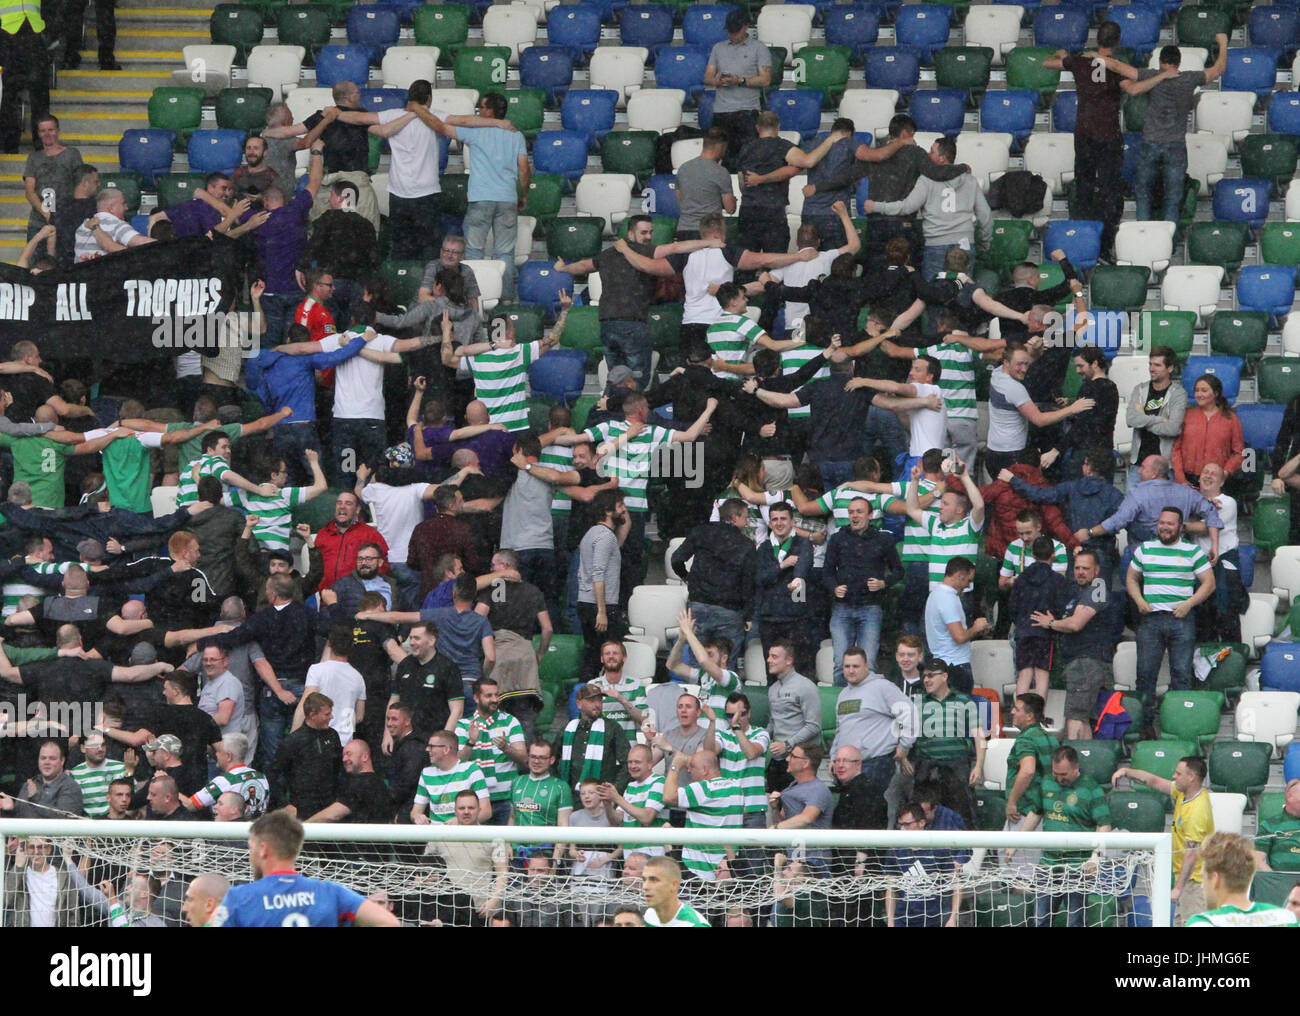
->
[315,490,389,587]
[407,485,479,599]
[1044,22,1136,262]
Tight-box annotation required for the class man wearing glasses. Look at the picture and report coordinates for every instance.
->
[768,740,835,872]
[411,728,491,825]
[417,235,482,313]
[884,802,969,927]
[294,268,337,342]
[320,541,393,624]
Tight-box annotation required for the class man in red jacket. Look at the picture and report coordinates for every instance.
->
[314,490,389,588]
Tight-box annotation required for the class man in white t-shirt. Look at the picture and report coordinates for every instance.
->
[986,342,1094,480]
[767,203,861,328]
[293,625,367,745]
[844,354,947,478]
[372,80,444,262]
[355,454,436,610]
[74,187,151,262]
[1192,462,1244,643]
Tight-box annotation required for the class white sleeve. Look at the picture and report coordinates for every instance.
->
[135,431,164,449]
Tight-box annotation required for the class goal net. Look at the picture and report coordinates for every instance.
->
[0,819,1171,928]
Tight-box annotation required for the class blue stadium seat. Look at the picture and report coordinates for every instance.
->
[1213,178,1273,229]
[347,4,401,63]
[187,128,245,174]
[520,46,575,106]
[1223,47,1284,98]
[118,129,175,186]
[996,0,1039,17]
[1051,90,1077,134]
[1238,265,1299,318]
[360,87,406,112]
[560,88,619,150]
[581,0,622,24]
[548,3,602,63]
[981,90,1037,146]
[517,261,574,316]
[1239,543,1256,590]
[1260,641,1300,693]
[1286,742,1300,783]
[683,5,735,49]
[437,132,450,175]
[824,4,880,63]
[1080,310,1125,357]
[856,177,870,216]
[445,0,493,20]
[909,89,966,136]
[1269,92,1300,136]
[894,4,951,63]
[1250,6,1299,57]
[532,130,590,184]
[1043,219,1104,271]
[1034,6,1088,50]
[808,129,873,150]
[643,173,680,218]
[131,214,151,236]
[316,45,371,87]
[864,46,922,97]
[1120,132,1141,194]
[1109,3,1161,60]
[654,46,709,101]
[387,0,423,24]
[620,4,674,53]
[529,349,589,404]
[767,89,826,140]
[1237,403,1286,455]
[1181,355,1243,404]
[696,90,716,129]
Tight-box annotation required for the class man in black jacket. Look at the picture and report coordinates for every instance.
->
[299,179,376,329]
[824,496,902,681]
[203,573,321,771]
[380,701,426,823]
[829,742,888,926]
[671,499,756,670]
[270,691,343,820]
[754,501,814,672]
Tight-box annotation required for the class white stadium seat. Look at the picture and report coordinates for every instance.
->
[586,271,602,305]
[284,85,333,125]
[664,536,687,584]
[511,0,554,24]
[431,88,480,119]
[482,4,538,64]
[627,584,688,654]
[462,260,505,311]
[1149,46,1207,71]
[815,643,834,686]
[1271,546,1300,603]
[1209,792,1247,835]
[174,45,236,95]
[1113,640,1170,694]
[1283,316,1300,356]
[1161,265,1224,325]
[1240,592,1277,657]
[1194,90,1256,151]
[515,215,537,267]
[1023,133,1075,195]
[1235,691,1299,756]
[575,173,637,235]
[151,486,180,519]
[786,174,808,217]
[964,4,1023,64]
[1107,357,1152,400]
[1287,183,1300,222]
[838,89,899,138]
[247,45,307,101]
[589,46,649,107]
[955,131,1012,192]
[1115,220,1176,276]
[622,641,656,682]
[757,5,814,64]
[1185,133,1228,195]
[983,738,1016,790]
[370,172,389,217]
[627,88,685,133]
[382,47,440,90]
[671,137,704,172]
[744,640,766,685]
[969,639,1014,698]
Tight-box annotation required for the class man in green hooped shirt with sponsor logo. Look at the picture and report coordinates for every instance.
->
[642,854,710,927]
[509,739,573,863]
[1188,831,1299,927]
[1004,691,1056,826]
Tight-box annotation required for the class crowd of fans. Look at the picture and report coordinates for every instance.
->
[5,10,1300,928]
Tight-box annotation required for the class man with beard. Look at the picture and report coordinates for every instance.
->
[232,135,280,199]
[320,541,393,622]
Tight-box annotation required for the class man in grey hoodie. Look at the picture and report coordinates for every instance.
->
[863,135,992,281]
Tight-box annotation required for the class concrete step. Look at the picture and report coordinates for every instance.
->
[74,51,184,68]
[86,28,209,52]
[55,68,176,92]
[55,110,150,137]
[52,88,153,108]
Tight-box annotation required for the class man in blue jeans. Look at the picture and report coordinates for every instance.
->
[1126,507,1216,702]
[1125,37,1227,223]
[823,497,902,683]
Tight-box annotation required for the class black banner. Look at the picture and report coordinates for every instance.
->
[0,237,243,363]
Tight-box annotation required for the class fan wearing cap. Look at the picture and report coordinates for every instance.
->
[704,9,772,173]
[554,683,631,792]
[127,734,206,804]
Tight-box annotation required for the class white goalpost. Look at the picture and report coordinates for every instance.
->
[0,819,1173,928]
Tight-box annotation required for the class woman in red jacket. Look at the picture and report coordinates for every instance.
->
[1172,374,1244,486]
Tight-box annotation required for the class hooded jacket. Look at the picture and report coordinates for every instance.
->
[872,172,993,249]
[1008,560,1071,634]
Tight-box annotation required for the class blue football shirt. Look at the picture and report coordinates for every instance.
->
[211,871,367,927]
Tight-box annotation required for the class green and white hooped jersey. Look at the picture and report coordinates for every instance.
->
[780,346,829,419]
[901,478,939,565]
[645,902,711,927]
[176,452,231,507]
[3,561,71,615]
[455,710,527,801]
[1185,903,1299,927]
[925,514,980,589]
[466,340,542,432]
[583,420,676,513]
[999,538,1068,580]
[414,762,489,823]
[707,312,766,378]
[228,485,310,551]
[1131,539,1211,609]
[715,725,771,812]
[541,443,574,514]
[678,777,744,881]
[69,759,128,818]
[619,774,668,855]
[932,340,976,421]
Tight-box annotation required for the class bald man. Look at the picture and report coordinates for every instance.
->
[182,873,232,927]
[662,748,742,882]
[306,739,394,825]
[213,791,247,822]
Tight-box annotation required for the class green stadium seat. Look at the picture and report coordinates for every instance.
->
[1207,740,1272,799]
[1201,644,1249,702]
[973,551,999,605]
[818,685,840,751]
[154,172,208,210]
[1176,5,1232,56]
[505,88,546,140]
[1185,220,1248,275]
[570,394,598,431]
[972,787,1007,831]
[617,215,676,247]
[376,259,426,309]
[1120,693,1145,746]
[148,86,205,145]
[648,303,683,365]
[746,684,770,729]
[1259,790,1286,824]
[792,45,851,107]
[1137,310,1195,362]
[1107,790,1166,833]
[215,86,274,131]
[240,0,287,21]
[527,396,558,433]
[1065,739,1120,785]
[1122,92,1147,134]
[276,4,332,60]
[440,172,469,218]
[1260,222,1300,268]
[454,46,511,93]
[1241,134,1300,195]
[1005,46,1060,103]
[1129,739,1196,807]
[933,45,993,101]
[599,130,658,182]
[1089,264,1149,311]
[291,488,341,529]
[537,687,556,732]
[413,4,469,66]
[97,173,143,216]
[560,304,603,369]
[491,303,545,344]
[1209,312,1269,364]
[1252,497,1292,553]
[526,174,565,221]
[767,46,787,93]
[1158,691,1224,752]
[546,217,605,263]
[535,634,583,692]
[210,4,265,62]
[1259,356,1300,404]
[981,219,1032,279]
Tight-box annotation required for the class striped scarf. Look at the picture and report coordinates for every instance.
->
[560,717,605,788]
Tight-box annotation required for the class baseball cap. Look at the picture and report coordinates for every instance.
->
[576,683,604,700]
[725,9,751,32]
[606,365,636,388]
[143,733,182,754]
